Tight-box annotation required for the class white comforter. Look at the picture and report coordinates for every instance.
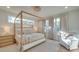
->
[15,33,45,45]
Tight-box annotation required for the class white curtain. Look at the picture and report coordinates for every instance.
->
[47,16,54,39]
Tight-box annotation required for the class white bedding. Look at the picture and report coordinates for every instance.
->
[15,33,45,45]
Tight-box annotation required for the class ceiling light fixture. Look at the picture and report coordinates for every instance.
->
[32,6,41,12]
[6,6,10,8]
[65,6,68,9]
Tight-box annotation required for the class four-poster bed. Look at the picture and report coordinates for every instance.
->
[14,11,46,51]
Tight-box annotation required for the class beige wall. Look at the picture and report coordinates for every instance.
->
[68,9,79,33]
[0,9,16,35]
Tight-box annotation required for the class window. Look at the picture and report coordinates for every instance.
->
[44,20,51,32]
[22,19,34,25]
[8,16,34,25]
[8,16,15,23]
[45,20,49,27]
[53,17,60,32]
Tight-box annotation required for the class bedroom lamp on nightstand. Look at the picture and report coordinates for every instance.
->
[3,26,11,34]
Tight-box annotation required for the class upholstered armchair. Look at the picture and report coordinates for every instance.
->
[58,31,78,50]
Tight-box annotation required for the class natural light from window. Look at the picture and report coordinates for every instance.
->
[8,16,34,25]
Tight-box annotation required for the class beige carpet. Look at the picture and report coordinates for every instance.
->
[0,39,79,52]
[26,40,61,52]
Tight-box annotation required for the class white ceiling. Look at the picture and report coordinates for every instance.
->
[0,6,79,18]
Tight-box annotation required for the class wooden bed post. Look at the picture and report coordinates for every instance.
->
[14,12,22,41]
[20,11,23,51]
[14,19,16,40]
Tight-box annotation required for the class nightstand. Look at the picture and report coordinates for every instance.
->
[0,35,15,47]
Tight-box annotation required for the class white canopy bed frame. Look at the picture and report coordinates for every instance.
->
[14,11,46,51]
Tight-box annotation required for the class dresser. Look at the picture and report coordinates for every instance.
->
[0,35,15,47]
